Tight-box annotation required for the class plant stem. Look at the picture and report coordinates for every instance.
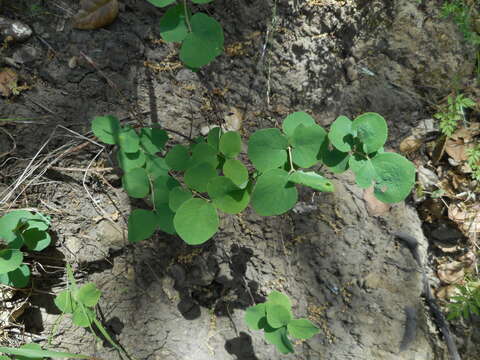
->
[183,0,192,32]
[287,147,294,173]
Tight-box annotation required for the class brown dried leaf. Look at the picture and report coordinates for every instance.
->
[436,285,460,300]
[72,0,119,30]
[399,135,423,154]
[448,203,480,235]
[363,186,390,216]
[431,135,447,165]
[437,260,464,284]
[0,68,17,97]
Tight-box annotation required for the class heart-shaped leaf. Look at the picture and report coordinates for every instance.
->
[351,112,388,154]
[173,198,219,245]
[219,131,242,158]
[251,169,297,216]
[245,303,266,331]
[0,249,23,274]
[128,209,158,243]
[248,129,288,172]
[282,112,315,138]
[207,176,250,214]
[122,168,150,198]
[287,318,319,340]
[0,264,30,288]
[179,13,224,68]
[328,115,353,152]
[159,4,191,43]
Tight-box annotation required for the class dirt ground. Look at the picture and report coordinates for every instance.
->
[0,0,479,359]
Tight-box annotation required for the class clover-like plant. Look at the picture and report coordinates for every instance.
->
[54,264,123,353]
[147,0,224,69]
[0,210,52,288]
[92,111,415,246]
[244,291,319,354]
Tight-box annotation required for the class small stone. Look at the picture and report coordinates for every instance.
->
[0,16,32,42]
[12,46,39,64]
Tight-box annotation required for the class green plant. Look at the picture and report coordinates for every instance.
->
[53,264,123,355]
[466,143,480,180]
[0,210,52,288]
[0,343,89,359]
[441,0,480,45]
[147,0,223,69]
[435,94,476,136]
[244,291,319,354]
[447,280,480,320]
[92,111,416,246]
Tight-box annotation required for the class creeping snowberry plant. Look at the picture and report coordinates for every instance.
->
[147,0,224,69]
[92,111,416,246]
[245,291,319,354]
[0,210,52,288]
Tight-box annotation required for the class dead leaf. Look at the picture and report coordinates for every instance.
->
[436,285,460,300]
[73,0,119,30]
[437,260,465,284]
[363,187,390,216]
[448,203,480,235]
[224,106,243,131]
[431,135,447,165]
[0,68,17,97]
[399,135,423,154]
[444,124,480,162]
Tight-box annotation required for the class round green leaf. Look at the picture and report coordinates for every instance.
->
[92,115,120,145]
[179,13,224,68]
[118,127,140,153]
[328,115,353,152]
[223,159,248,188]
[0,210,48,247]
[251,169,298,216]
[219,131,242,158]
[22,228,51,251]
[288,171,334,192]
[371,152,416,203]
[291,124,326,168]
[54,289,75,314]
[145,154,169,180]
[72,306,95,327]
[287,318,319,340]
[0,264,30,288]
[159,4,190,43]
[207,177,250,214]
[184,162,217,192]
[189,143,218,169]
[146,0,176,7]
[248,129,288,172]
[117,150,146,172]
[140,128,168,154]
[0,249,23,274]
[282,112,315,138]
[351,112,388,154]
[349,155,376,189]
[267,291,292,310]
[264,325,294,354]
[77,283,101,307]
[152,175,180,207]
[128,209,158,243]
[266,303,292,328]
[173,198,219,245]
[320,140,350,173]
[122,168,150,198]
[155,204,176,235]
[245,303,266,331]
[207,127,222,151]
[169,187,193,211]
[165,144,190,171]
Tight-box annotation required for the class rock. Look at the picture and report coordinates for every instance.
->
[0,16,32,42]
[12,45,39,65]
